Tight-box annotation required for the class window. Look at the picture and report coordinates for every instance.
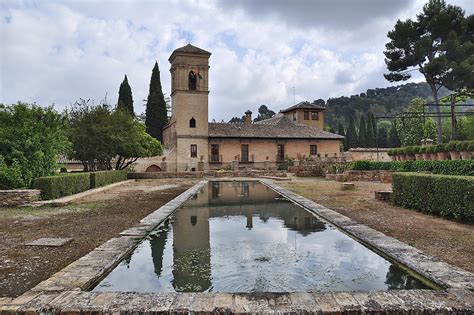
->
[211,144,219,162]
[190,144,197,158]
[303,111,309,120]
[189,117,196,128]
[292,112,297,121]
[311,111,319,120]
[241,144,249,162]
[277,144,285,161]
[310,144,317,155]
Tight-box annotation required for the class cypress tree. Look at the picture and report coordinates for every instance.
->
[388,124,401,148]
[345,116,358,150]
[366,112,376,147]
[117,75,134,116]
[146,62,168,142]
[358,115,367,148]
[377,127,388,148]
[337,122,345,137]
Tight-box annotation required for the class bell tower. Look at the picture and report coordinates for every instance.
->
[166,44,211,171]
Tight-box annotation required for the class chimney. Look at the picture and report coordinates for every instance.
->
[244,110,252,125]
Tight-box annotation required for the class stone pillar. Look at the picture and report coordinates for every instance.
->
[232,160,239,171]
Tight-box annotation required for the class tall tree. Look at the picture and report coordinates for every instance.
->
[146,62,167,142]
[377,127,388,148]
[358,115,367,148]
[383,0,468,143]
[388,124,401,148]
[253,105,276,122]
[337,122,345,137]
[345,116,358,150]
[117,75,134,116]
[366,112,376,147]
[395,97,437,146]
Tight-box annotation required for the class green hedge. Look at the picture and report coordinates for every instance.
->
[350,160,474,176]
[33,173,90,200]
[90,170,127,188]
[388,140,474,156]
[392,172,474,222]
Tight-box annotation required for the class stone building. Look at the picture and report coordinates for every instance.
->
[136,44,343,172]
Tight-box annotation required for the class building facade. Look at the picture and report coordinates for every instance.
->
[139,44,343,172]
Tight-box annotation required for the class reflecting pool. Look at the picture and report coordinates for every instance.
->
[93,181,432,292]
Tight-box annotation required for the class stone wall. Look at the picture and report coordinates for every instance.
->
[325,170,393,183]
[349,148,391,162]
[128,170,287,179]
[293,159,346,177]
[0,189,41,207]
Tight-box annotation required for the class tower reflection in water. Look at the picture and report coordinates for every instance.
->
[94,181,432,292]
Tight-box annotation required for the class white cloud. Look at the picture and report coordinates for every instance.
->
[0,0,472,121]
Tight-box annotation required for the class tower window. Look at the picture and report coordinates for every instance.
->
[310,144,318,155]
[190,144,197,158]
[311,111,319,120]
[190,117,196,128]
[304,111,309,120]
[189,70,197,90]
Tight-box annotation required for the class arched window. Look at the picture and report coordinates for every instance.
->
[190,117,196,128]
[189,70,197,90]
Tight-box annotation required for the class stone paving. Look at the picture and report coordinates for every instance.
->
[24,238,73,247]
[1,178,473,314]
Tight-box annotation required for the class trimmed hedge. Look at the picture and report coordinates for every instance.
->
[350,160,474,176]
[90,170,127,188]
[33,173,90,200]
[392,172,474,222]
[33,170,128,200]
[388,140,474,156]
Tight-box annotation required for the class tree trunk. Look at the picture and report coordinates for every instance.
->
[450,93,457,141]
[430,84,442,143]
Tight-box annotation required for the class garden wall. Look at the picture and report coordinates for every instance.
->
[128,170,287,179]
[0,189,41,207]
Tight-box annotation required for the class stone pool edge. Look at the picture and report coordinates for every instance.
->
[260,179,474,291]
[1,178,473,314]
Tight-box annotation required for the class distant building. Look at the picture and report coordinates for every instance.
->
[136,44,343,172]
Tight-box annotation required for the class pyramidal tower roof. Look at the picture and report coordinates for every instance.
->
[169,44,211,62]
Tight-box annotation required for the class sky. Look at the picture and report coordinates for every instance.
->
[1,0,473,121]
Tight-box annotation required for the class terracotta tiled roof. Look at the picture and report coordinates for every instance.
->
[170,44,211,56]
[209,115,343,140]
[280,101,326,113]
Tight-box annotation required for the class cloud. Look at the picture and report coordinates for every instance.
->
[0,0,472,122]
[217,0,412,31]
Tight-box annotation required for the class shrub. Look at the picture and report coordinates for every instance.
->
[447,141,459,151]
[33,173,90,200]
[405,146,415,155]
[426,145,436,153]
[348,160,473,176]
[419,146,427,154]
[387,149,396,156]
[392,172,474,222]
[456,141,469,151]
[90,170,127,188]
[435,143,447,153]
[0,157,26,189]
[468,142,474,152]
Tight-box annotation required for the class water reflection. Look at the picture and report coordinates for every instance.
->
[93,181,432,293]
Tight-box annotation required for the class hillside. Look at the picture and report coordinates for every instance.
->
[323,82,450,128]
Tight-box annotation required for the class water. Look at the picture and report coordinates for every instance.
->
[92,181,432,293]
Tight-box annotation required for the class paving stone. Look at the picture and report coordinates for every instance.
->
[352,292,384,313]
[25,237,72,247]
[331,292,361,313]
[369,291,407,313]
[289,292,321,313]
[169,292,195,313]
[213,293,234,313]
[190,292,215,312]
[312,292,342,313]
[94,236,137,252]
